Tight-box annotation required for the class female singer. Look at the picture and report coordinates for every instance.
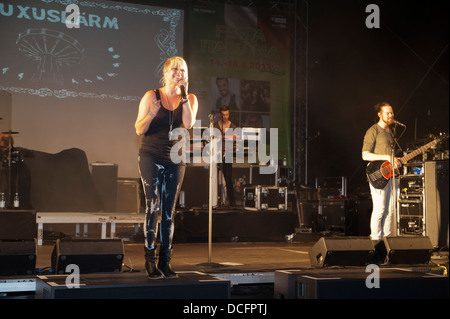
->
[135,57,198,278]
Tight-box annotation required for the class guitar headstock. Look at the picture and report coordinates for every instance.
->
[434,132,449,144]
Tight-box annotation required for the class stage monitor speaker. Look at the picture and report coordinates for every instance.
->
[0,239,36,276]
[383,236,433,265]
[51,239,124,274]
[309,237,375,268]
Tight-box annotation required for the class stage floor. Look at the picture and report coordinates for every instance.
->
[36,237,320,277]
[1,234,448,301]
[30,236,322,299]
[35,234,448,283]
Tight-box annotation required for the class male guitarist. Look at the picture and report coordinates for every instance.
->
[362,102,403,241]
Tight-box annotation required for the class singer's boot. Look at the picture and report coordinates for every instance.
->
[144,247,163,279]
[158,246,178,278]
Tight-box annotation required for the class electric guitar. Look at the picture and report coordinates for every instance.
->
[366,133,448,189]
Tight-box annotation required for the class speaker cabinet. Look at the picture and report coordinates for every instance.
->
[231,166,250,206]
[309,237,375,268]
[0,210,36,240]
[51,239,124,274]
[181,164,217,208]
[0,239,36,276]
[90,163,118,211]
[116,178,142,213]
[424,160,449,248]
[0,90,12,132]
[383,236,433,265]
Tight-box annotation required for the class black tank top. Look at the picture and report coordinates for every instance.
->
[139,89,184,163]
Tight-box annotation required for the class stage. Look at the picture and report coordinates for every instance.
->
[1,231,448,301]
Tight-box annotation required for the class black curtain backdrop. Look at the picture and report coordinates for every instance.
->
[24,148,103,212]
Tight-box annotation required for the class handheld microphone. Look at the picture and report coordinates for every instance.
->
[180,85,187,99]
[392,119,406,127]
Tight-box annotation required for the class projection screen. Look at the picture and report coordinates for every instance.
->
[0,0,184,178]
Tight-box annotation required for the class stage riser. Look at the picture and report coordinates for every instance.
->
[35,272,230,299]
[274,269,449,299]
[174,210,297,241]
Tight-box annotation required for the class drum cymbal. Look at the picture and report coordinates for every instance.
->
[1,131,19,134]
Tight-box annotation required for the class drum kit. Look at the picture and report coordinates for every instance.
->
[0,130,23,209]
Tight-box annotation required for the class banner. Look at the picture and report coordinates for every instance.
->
[187,2,292,162]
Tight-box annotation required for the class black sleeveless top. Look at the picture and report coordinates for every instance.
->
[139,89,184,163]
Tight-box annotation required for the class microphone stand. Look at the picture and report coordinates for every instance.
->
[389,125,402,237]
[208,114,214,264]
[391,123,407,236]
[6,130,13,208]
[197,116,221,268]
[390,141,398,236]
[218,113,225,206]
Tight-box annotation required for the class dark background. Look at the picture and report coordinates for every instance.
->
[306,0,448,193]
[117,0,449,194]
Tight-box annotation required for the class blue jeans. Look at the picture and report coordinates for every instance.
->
[138,155,185,249]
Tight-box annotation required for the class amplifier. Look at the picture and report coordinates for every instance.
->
[398,199,424,236]
[116,178,142,213]
[90,162,118,211]
[399,216,424,235]
[319,199,347,229]
[398,200,423,216]
[315,176,347,197]
[399,175,423,199]
[244,186,287,211]
[250,165,289,186]
[180,164,217,208]
[297,201,319,227]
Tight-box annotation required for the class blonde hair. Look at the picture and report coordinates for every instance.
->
[160,56,188,86]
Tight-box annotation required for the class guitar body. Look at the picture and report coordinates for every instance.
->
[366,160,398,189]
[365,133,448,190]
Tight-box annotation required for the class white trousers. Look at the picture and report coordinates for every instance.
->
[369,178,398,240]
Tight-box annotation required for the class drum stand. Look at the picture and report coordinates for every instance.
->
[1,130,21,208]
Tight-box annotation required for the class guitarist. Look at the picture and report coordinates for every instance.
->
[362,102,403,241]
